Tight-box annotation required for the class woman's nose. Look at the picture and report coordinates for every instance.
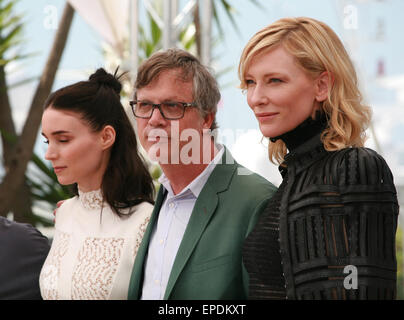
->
[248,83,269,108]
[45,145,57,160]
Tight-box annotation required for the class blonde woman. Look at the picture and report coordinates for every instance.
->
[238,17,399,300]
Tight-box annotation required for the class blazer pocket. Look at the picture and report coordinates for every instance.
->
[191,254,232,273]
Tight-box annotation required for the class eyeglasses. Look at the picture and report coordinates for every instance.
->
[130,100,197,120]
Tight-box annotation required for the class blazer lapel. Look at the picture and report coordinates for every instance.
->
[128,186,167,299]
[163,148,238,299]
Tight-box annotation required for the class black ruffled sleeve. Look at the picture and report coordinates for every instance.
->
[283,147,399,299]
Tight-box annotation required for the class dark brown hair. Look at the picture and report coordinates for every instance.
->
[44,68,155,216]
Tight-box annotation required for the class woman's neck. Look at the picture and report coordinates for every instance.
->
[77,183,102,193]
[270,111,328,152]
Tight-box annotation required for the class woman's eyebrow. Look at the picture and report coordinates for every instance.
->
[245,71,286,78]
[41,130,71,137]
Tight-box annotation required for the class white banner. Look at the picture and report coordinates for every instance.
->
[67,0,129,53]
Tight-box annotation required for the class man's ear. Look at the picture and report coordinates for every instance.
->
[202,112,215,131]
[100,125,116,150]
[315,71,333,102]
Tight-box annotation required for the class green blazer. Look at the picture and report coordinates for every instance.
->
[128,148,277,300]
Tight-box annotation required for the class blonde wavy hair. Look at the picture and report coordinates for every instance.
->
[238,17,372,165]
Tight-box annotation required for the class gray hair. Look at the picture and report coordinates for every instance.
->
[134,48,221,130]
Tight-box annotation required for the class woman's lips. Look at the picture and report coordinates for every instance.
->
[53,166,67,174]
[255,112,279,121]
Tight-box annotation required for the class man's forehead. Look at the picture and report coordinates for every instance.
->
[136,69,194,99]
[156,68,192,83]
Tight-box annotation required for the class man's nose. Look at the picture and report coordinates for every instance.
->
[148,106,167,127]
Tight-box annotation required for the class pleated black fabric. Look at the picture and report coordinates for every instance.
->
[243,113,399,300]
[243,179,287,299]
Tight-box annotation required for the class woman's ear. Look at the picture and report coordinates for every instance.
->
[100,125,116,150]
[315,71,333,102]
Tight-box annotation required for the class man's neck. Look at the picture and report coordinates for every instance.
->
[160,142,218,195]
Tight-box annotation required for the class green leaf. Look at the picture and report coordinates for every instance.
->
[247,0,266,10]
[212,0,266,38]
[149,13,161,45]
[0,2,15,25]
[0,14,21,30]
[1,23,23,45]
[218,0,240,34]
[0,127,17,143]
[212,2,224,37]
[31,153,56,180]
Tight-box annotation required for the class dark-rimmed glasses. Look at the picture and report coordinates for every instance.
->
[130,100,197,120]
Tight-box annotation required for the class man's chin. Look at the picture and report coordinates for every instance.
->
[146,142,171,164]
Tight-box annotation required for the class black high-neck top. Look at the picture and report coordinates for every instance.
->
[242,111,398,300]
[270,111,328,152]
[242,113,328,300]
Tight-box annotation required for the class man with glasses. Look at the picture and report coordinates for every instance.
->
[128,48,277,300]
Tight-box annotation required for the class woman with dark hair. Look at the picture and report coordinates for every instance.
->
[39,68,155,300]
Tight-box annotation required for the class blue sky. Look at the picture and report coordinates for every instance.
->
[6,0,404,186]
[11,0,404,127]
[14,0,104,74]
[215,0,404,130]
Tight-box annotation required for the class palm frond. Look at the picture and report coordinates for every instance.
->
[212,0,265,37]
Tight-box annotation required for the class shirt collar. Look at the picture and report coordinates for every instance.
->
[158,144,224,198]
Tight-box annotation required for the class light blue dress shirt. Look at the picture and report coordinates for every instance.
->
[141,145,224,300]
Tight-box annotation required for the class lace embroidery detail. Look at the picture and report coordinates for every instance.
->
[78,189,103,210]
[40,232,70,300]
[71,237,125,300]
[133,216,150,258]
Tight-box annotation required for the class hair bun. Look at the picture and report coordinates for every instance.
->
[89,68,122,94]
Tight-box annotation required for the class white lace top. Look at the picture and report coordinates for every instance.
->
[39,189,153,300]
